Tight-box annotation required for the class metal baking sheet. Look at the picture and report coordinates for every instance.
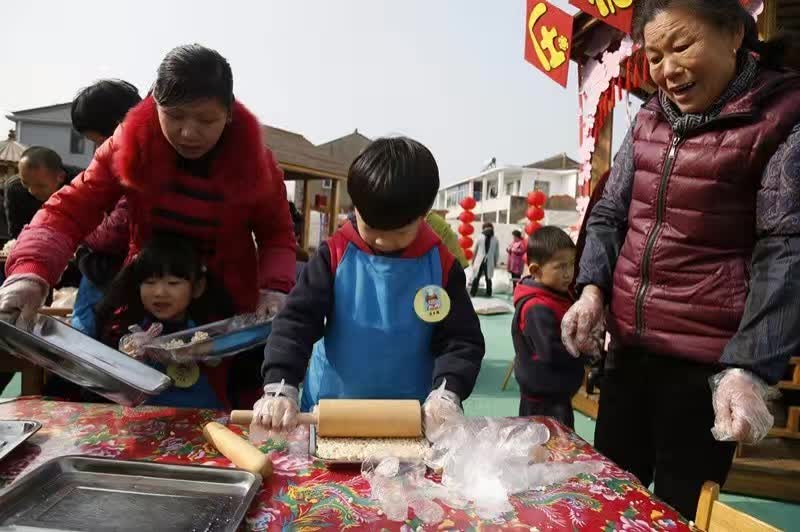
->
[0,316,171,406]
[0,420,41,463]
[0,455,261,532]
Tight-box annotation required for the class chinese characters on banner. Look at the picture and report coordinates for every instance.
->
[524,0,574,87]
[569,0,634,34]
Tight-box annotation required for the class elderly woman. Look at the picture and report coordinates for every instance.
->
[563,0,800,517]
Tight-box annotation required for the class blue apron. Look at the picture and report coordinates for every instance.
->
[300,244,441,411]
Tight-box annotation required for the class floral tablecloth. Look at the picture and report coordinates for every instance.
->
[0,398,689,531]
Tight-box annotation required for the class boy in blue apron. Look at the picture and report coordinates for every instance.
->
[253,137,485,437]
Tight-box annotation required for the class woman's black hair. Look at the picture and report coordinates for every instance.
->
[482,222,494,230]
[152,44,234,108]
[95,236,234,344]
[512,230,523,239]
[71,80,141,138]
[347,136,440,230]
[633,0,798,70]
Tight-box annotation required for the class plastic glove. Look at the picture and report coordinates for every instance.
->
[249,380,300,441]
[561,285,605,357]
[0,274,49,331]
[423,380,464,442]
[256,289,287,320]
[711,368,774,444]
[118,323,164,359]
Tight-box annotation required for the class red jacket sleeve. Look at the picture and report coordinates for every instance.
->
[83,197,130,256]
[6,138,125,285]
[251,148,297,293]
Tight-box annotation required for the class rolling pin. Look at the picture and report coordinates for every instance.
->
[230,399,422,438]
[203,422,273,477]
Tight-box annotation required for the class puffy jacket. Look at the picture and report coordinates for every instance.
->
[6,96,296,312]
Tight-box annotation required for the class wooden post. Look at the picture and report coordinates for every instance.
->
[590,116,613,192]
[328,179,341,237]
[758,0,777,40]
[301,179,312,249]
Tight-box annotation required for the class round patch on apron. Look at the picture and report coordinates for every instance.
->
[167,362,200,388]
[414,285,451,323]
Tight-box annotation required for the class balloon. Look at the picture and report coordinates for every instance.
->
[526,206,545,222]
[458,236,474,249]
[460,197,477,210]
[458,223,475,236]
[525,221,542,235]
[464,248,474,260]
[527,190,547,207]
[458,211,476,223]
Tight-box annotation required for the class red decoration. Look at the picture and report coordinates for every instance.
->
[458,236,474,249]
[524,0,574,88]
[569,0,634,34]
[459,197,476,210]
[525,221,542,235]
[527,190,547,207]
[458,223,475,236]
[458,211,476,223]
[464,248,474,261]
[526,206,545,222]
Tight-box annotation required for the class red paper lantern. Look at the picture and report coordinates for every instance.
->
[458,223,475,236]
[458,236,474,249]
[526,206,545,222]
[458,211,476,223]
[527,190,547,207]
[460,197,477,210]
[525,221,542,235]
[464,248,474,261]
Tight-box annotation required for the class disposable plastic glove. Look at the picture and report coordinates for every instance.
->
[118,323,164,360]
[711,368,774,444]
[256,289,287,320]
[423,380,464,442]
[249,380,300,442]
[0,274,49,331]
[561,285,605,357]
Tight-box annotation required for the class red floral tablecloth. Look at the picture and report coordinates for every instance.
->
[0,398,689,531]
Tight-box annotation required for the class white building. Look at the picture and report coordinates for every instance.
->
[6,103,95,168]
[435,153,580,225]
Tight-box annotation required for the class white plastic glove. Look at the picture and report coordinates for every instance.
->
[561,285,605,358]
[422,380,464,443]
[711,368,774,444]
[256,289,287,320]
[249,380,300,442]
[118,323,164,360]
[0,274,49,331]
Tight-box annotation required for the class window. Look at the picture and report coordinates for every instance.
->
[70,129,85,154]
[445,184,468,207]
[499,210,508,224]
[505,181,517,196]
[533,180,551,197]
[473,181,483,202]
[322,179,332,190]
[488,186,498,199]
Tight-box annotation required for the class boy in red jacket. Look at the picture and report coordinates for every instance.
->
[511,226,581,428]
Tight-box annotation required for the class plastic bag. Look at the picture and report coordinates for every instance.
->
[710,368,776,444]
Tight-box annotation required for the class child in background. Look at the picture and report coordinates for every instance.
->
[512,226,582,429]
[253,137,485,438]
[95,236,235,409]
[506,230,526,289]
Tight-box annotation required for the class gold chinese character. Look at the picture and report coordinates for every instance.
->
[528,2,568,72]
[590,0,633,17]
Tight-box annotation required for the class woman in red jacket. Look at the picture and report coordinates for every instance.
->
[0,44,296,333]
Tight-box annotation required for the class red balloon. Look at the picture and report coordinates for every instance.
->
[464,248,474,260]
[525,221,542,235]
[458,236,473,249]
[460,197,477,210]
[458,210,476,223]
[458,223,475,236]
[527,190,547,207]
[526,206,545,222]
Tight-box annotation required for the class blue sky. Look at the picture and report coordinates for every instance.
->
[1,0,632,183]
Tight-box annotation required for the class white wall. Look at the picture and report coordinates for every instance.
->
[520,169,577,198]
[16,122,93,168]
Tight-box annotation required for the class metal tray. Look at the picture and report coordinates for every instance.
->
[0,316,171,407]
[143,314,272,364]
[0,420,41,462]
[0,455,261,532]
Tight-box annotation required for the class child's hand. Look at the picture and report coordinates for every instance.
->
[119,323,163,359]
[422,380,464,443]
[250,380,300,440]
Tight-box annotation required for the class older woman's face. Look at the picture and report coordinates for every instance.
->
[157,98,229,159]
[644,8,744,114]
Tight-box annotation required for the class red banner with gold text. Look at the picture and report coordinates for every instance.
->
[524,0,574,87]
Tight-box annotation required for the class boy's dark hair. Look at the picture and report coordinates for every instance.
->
[153,44,234,109]
[96,236,234,345]
[71,80,141,138]
[527,226,575,264]
[20,146,64,173]
[347,137,439,230]
[512,230,522,239]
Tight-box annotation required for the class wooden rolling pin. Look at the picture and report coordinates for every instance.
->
[203,422,272,477]
[230,399,422,438]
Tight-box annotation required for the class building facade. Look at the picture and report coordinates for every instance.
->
[6,104,94,168]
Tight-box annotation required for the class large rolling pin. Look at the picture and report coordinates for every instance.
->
[203,422,273,477]
[231,399,422,438]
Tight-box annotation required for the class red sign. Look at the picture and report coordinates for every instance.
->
[570,0,635,34]
[524,0,574,87]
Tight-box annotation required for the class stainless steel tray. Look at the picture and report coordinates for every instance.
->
[0,420,41,462]
[0,316,171,407]
[0,455,261,532]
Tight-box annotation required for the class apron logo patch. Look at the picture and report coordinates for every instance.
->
[414,285,451,323]
[167,362,200,388]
